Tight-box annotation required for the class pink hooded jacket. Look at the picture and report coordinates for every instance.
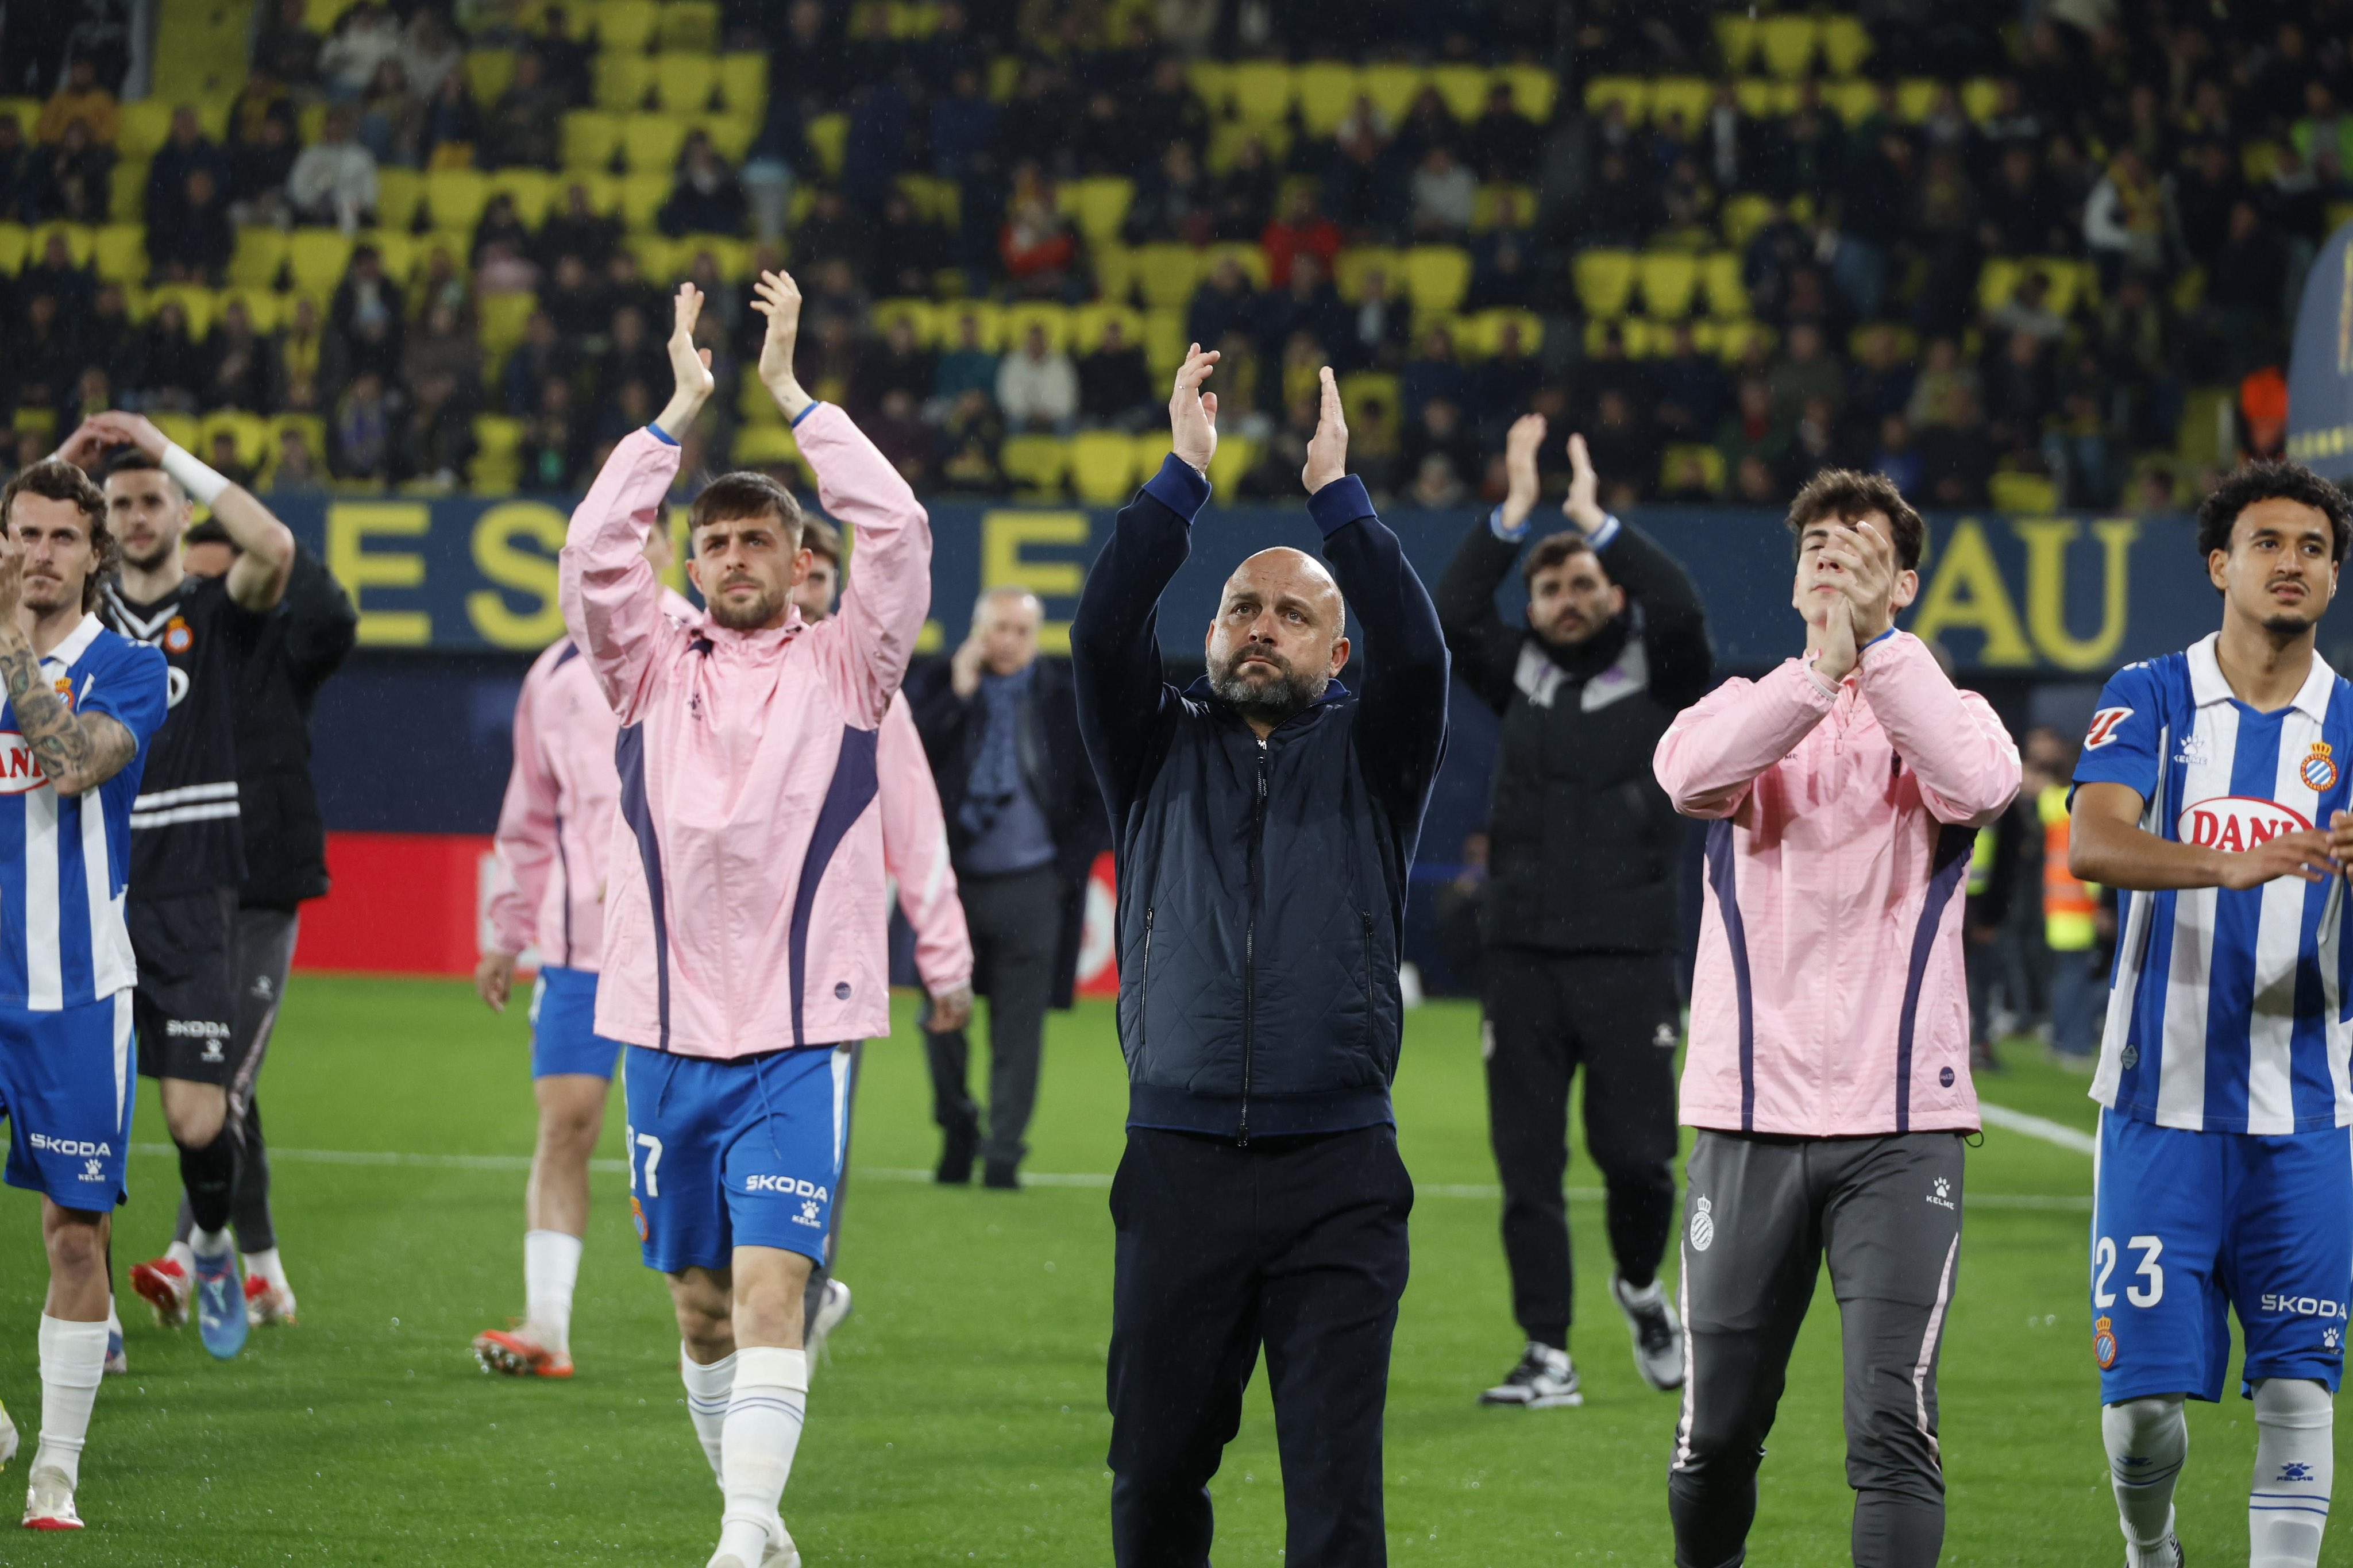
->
[1653,629,2021,1137]
[558,410,931,1056]
[877,698,972,994]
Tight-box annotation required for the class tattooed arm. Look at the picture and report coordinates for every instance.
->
[0,628,136,796]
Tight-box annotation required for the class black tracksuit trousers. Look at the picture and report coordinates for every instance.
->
[1482,948,1681,1347]
[1106,1125,1413,1567]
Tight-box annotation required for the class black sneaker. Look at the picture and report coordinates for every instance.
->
[1612,1275,1686,1392]
[982,1159,1020,1190]
[935,1125,977,1185]
[1478,1342,1582,1408]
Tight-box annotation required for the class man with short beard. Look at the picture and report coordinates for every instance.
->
[1073,349,1449,1567]
[1434,418,1712,1411]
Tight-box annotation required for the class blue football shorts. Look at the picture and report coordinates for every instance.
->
[529,965,624,1080]
[2090,1109,2352,1404]
[0,992,136,1212]
[622,1044,852,1274]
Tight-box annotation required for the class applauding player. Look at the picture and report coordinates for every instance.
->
[0,461,168,1529]
[559,272,931,1568]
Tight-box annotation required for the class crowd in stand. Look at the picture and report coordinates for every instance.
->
[1,0,2348,508]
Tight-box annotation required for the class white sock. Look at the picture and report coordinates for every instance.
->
[718,1346,807,1561]
[2105,1395,2188,1566]
[2251,1378,2334,1568]
[165,1238,195,1275]
[523,1230,583,1355]
[105,1297,121,1338]
[242,1248,291,1298]
[190,1226,232,1263]
[681,1345,736,1483]
[1619,1276,1664,1305]
[33,1316,107,1488]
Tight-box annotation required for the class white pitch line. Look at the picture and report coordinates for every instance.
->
[1978,1101,2099,1156]
[129,1146,2088,1210]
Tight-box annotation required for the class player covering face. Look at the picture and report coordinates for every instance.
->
[557,271,932,1568]
[2068,461,2353,1568]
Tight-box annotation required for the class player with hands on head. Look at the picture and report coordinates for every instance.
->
[0,458,168,1528]
[1434,413,1711,1411]
[1654,469,2020,1568]
[560,270,931,1568]
[2066,462,2353,1568]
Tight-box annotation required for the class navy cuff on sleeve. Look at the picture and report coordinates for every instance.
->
[1306,474,1375,539]
[1589,515,1622,550]
[789,400,824,428]
[1488,504,1529,542]
[1141,453,1212,521]
[646,423,678,446]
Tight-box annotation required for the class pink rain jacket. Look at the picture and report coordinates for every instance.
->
[1653,629,2021,1136]
[558,411,931,1056]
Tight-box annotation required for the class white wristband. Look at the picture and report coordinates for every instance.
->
[159,442,231,507]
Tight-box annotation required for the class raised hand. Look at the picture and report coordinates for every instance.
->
[1301,366,1348,493]
[2219,828,2336,891]
[1563,431,1604,534]
[750,269,811,420]
[1816,517,1898,640]
[656,282,715,437]
[52,418,113,471]
[90,411,167,458]
[0,524,25,625]
[2328,809,2353,878]
[1168,342,1219,476]
[1811,590,1858,685]
[1498,412,1546,532]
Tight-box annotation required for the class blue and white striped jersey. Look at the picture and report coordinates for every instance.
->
[0,614,168,1011]
[2073,634,2353,1134]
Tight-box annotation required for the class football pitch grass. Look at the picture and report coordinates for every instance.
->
[0,976,2339,1565]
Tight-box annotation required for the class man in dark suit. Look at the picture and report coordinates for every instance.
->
[905,589,1104,1188]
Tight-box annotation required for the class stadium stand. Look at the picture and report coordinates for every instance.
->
[0,1,2347,508]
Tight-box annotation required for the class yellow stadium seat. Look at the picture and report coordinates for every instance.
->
[2030,256,2094,316]
[110,158,146,222]
[92,223,146,285]
[1734,78,1799,118]
[986,56,1021,102]
[1069,431,1139,505]
[471,414,524,459]
[1976,256,2021,315]
[479,290,538,357]
[117,100,176,160]
[894,173,960,227]
[1821,16,1875,76]
[1822,79,1881,127]
[1459,309,1544,358]
[1718,192,1777,250]
[1573,249,1637,318]
[1184,60,1233,117]
[1056,177,1133,249]
[655,0,720,52]
[716,53,767,117]
[1496,65,1556,121]
[1403,246,1471,316]
[1139,308,1187,380]
[1206,433,1256,495]
[1698,252,1747,318]
[1650,76,1713,134]
[200,410,272,466]
[732,427,805,474]
[1704,318,1777,365]
[1069,302,1145,354]
[562,111,624,172]
[140,284,215,337]
[483,168,553,226]
[1760,14,1822,78]
[804,114,847,179]
[1989,470,2059,514]
[1204,119,1291,176]
[1428,65,1490,122]
[624,232,676,278]
[287,230,354,295]
[1292,63,1360,137]
[1203,242,1270,289]
[1661,443,1727,497]
[1357,64,1424,122]
[654,52,719,113]
[596,55,657,112]
[226,229,287,289]
[1471,184,1536,233]
[938,302,1007,352]
[1331,246,1402,303]
[1962,77,2005,123]
[870,298,939,345]
[148,412,202,454]
[1225,61,1294,127]
[1001,303,1073,354]
[622,115,691,176]
[1000,435,1071,500]
[1584,76,1649,125]
[0,224,26,274]
[423,168,491,232]
[1129,243,1203,310]
[28,223,96,268]
[1714,12,1760,72]
[675,234,754,280]
[221,287,285,331]
[1637,252,1700,318]
[592,0,659,53]
[375,167,426,231]
[1093,243,1142,304]
[465,49,518,106]
[1896,78,1941,123]
[696,113,759,163]
[1584,316,1656,357]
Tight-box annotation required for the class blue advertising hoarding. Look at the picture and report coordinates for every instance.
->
[2288,218,2353,481]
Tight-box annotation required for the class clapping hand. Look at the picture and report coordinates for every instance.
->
[1301,367,1348,494]
[1498,413,1545,533]
[1168,343,1218,477]
[657,282,715,437]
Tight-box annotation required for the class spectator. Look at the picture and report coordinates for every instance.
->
[1243,392,1322,499]
[597,250,666,333]
[275,295,327,411]
[1402,326,1471,426]
[502,310,576,416]
[1845,323,1916,428]
[791,187,877,274]
[864,387,934,485]
[1260,186,1341,292]
[469,194,538,294]
[1467,80,1542,181]
[875,190,950,299]
[1581,319,1658,418]
[1785,393,1846,484]
[145,106,229,236]
[1326,107,1405,241]
[1131,55,1209,164]
[9,292,82,411]
[21,231,95,319]
[1871,412,1924,496]
[533,5,595,108]
[1653,323,1733,441]
[253,0,322,87]
[37,57,119,146]
[1716,376,1790,485]
[1978,144,2073,256]
[1077,318,1154,430]
[1472,320,1544,435]
[61,1,134,96]
[995,323,1078,434]
[1212,136,1278,244]
[480,49,564,169]
[2204,199,2290,366]
[1257,254,1349,368]
[2083,148,2168,281]
[204,298,274,411]
[1409,450,1471,509]
[852,314,936,416]
[149,168,234,284]
[1583,149,1657,244]
[0,114,32,221]
[1399,397,1478,495]
[321,3,405,103]
[1183,256,1258,360]
[33,118,112,223]
[1343,265,1412,372]
[1465,201,1541,311]
[936,388,1007,491]
[357,59,423,167]
[1409,145,1478,239]
[1125,140,1215,248]
[1906,335,1981,431]
[1072,87,1150,180]
[327,244,405,383]
[418,66,481,168]
[228,113,299,226]
[204,431,257,492]
[130,298,207,411]
[658,130,749,237]
[1986,271,2067,343]
[538,253,605,339]
[330,370,400,481]
[269,428,326,492]
[1915,384,1995,505]
[1584,388,1662,508]
[518,376,584,489]
[998,164,1077,298]
[594,305,668,404]
[537,183,621,272]
[402,10,464,102]
[78,284,134,387]
[935,310,1000,402]
[2168,140,2242,271]
[1766,322,1845,427]
[288,105,380,233]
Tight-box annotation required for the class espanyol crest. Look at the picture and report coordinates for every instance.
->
[1688,1195,1714,1252]
[2304,741,2339,793]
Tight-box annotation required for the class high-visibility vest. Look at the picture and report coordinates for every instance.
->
[2040,785,2098,951]
[1967,818,1997,897]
